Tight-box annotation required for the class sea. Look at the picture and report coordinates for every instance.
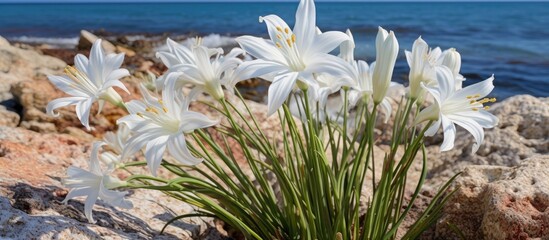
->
[0,1,548,99]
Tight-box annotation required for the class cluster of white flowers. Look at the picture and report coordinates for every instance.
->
[47,0,498,223]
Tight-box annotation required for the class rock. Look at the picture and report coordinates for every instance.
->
[0,36,9,47]
[436,155,549,239]
[116,45,136,57]
[0,106,19,127]
[0,126,222,239]
[425,95,549,184]
[78,30,116,54]
[0,36,65,102]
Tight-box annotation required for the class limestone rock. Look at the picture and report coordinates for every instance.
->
[436,155,549,239]
[0,106,19,127]
[426,95,549,183]
[0,36,65,102]
[0,126,221,239]
[78,30,116,54]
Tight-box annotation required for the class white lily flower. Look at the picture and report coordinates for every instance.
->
[371,27,399,104]
[235,0,351,116]
[416,66,498,153]
[406,37,466,101]
[118,76,218,176]
[341,29,396,123]
[47,39,130,130]
[156,38,244,100]
[99,123,131,169]
[63,142,132,223]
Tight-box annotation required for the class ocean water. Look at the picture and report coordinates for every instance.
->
[0,2,548,99]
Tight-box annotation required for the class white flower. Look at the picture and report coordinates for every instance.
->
[235,0,351,116]
[416,66,498,153]
[406,37,465,100]
[63,142,132,223]
[156,38,244,100]
[439,48,465,89]
[47,39,130,130]
[372,27,399,103]
[118,77,218,176]
[341,30,396,123]
[405,37,440,101]
[99,123,131,169]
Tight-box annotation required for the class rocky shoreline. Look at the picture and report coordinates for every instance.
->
[0,32,547,239]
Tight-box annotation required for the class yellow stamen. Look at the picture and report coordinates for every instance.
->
[286,39,292,46]
[146,107,159,114]
[162,107,168,113]
[491,98,497,102]
[466,95,474,99]
[291,34,296,43]
[484,106,490,110]
[276,42,282,48]
[284,28,289,34]
[472,108,479,111]
[137,113,144,118]
[276,34,282,40]
[276,26,283,32]
[470,100,476,104]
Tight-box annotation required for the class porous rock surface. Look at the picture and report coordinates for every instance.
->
[436,155,549,240]
[0,126,219,239]
[0,36,65,103]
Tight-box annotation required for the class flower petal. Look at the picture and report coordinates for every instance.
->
[74,54,90,75]
[267,71,298,116]
[425,118,442,136]
[144,135,169,176]
[235,36,285,63]
[63,187,93,204]
[46,97,86,117]
[380,97,393,123]
[98,184,133,209]
[47,75,88,97]
[167,135,202,165]
[293,0,316,50]
[452,75,495,101]
[88,39,105,86]
[309,30,349,55]
[75,97,95,130]
[84,190,100,223]
[180,112,219,133]
[449,115,484,153]
[235,59,288,81]
[305,54,354,79]
[440,115,456,151]
[435,66,455,99]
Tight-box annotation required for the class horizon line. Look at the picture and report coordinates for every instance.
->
[1,0,548,3]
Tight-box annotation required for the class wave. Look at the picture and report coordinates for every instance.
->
[8,36,79,48]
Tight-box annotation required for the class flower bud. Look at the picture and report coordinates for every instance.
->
[407,37,429,99]
[442,48,461,76]
[441,48,464,89]
[372,27,399,103]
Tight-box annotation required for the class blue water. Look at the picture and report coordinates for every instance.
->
[0,2,548,99]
